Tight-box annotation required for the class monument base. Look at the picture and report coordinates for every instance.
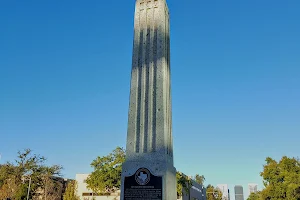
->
[121,160,176,200]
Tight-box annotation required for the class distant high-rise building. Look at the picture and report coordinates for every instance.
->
[248,183,258,194]
[216,184,230,200]
[234,185,244,200]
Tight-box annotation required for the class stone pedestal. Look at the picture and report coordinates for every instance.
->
[121,0,176,199]
[121,159,176,200]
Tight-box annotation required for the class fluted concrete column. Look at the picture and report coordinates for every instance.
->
[121,0,176,199]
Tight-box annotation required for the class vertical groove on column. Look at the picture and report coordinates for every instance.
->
[135,11,144,153]
[152,6,158,152]
[162,5,168,155]
[165,9,170,156]
[156,2,164,154]
[143,7,151,153]
[140,7,147,153]
[147,3,155,153]
[128,3,140,154]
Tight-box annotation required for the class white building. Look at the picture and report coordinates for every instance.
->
[216,184,230,200]
[75,174,120,200]
[248,183,258,194]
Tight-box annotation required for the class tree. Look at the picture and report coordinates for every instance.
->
[0,164,17,199]
[206,184,222,200]
[36,165,63,200]
[0,149,63,200]
[0,182,12,199]
[63,180,80,200]
[85,147,126,194]
[176,172,193,198]
[260,156,300,200]
[195,174,205,185]
[176,172,206,198]
[247,191,261,200]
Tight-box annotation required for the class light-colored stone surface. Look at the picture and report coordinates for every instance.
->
[76,174,92,199]
[126,0,172,159]
[121,0,176,199]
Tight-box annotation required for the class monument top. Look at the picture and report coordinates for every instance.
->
[136,0,167,2]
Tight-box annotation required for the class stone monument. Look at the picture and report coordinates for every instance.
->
[120,0,176,199]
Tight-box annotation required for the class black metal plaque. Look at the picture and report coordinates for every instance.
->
[124,168,162,200]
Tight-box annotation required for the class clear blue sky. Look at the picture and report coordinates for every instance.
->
[0,0,299,198]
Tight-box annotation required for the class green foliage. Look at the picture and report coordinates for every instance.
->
[206,184,222,200]
[247,192,261,200]
[176,172,193,197]
[176,172,205,198]
[0,149,62,200]
[195,174,205,185]
[85,147,126,194]
[14,183,28,200]
[63,180,80,200]
[260,156,300,200]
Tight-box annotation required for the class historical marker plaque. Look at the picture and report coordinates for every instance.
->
[124,168,162,200]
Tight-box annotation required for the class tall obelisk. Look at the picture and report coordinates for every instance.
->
[121,0,176,199]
